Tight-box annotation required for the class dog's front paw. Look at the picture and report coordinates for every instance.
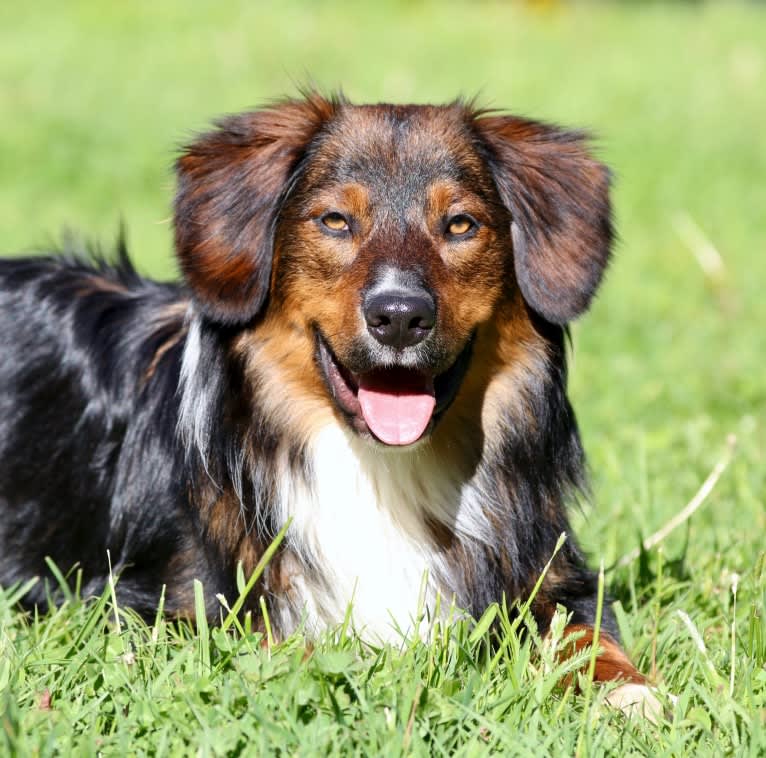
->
[605,682,676,723]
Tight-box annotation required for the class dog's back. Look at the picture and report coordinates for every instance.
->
[0,250,214,614]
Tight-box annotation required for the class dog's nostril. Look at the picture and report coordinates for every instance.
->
[364,291,435,348]
[368,314,390,328]
[409,315,432,331]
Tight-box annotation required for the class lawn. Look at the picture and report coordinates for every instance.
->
[1,1,765,754]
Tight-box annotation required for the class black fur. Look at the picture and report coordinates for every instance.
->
[0,245,218,615]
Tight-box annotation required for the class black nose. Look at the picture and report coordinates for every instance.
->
[364,290,436,348]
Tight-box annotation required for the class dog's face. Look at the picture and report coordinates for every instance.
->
[174,94,612,447]
[272,105,512,446]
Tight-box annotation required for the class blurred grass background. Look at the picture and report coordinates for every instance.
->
[1,1,765,753]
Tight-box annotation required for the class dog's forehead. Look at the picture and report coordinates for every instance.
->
[306,104,489,198]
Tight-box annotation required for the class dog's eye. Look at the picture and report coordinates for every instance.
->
[321,212,350,233]
[446,215,476,237]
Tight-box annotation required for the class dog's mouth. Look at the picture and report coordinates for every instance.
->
[316,332,472,447]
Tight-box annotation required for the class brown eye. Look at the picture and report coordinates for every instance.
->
[446,215,476,237]
[321,212,350,233]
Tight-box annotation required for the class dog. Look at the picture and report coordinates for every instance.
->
[0,92,651,701]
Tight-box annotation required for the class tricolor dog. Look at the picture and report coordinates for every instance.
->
[0,93,651,700]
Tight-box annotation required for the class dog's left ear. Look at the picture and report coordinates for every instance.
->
[474,115,613,324]
[174,94,338,324]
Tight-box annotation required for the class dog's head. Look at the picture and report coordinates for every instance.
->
[175,93,612,447]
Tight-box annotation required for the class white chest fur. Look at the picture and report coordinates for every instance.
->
[274,422,487,642]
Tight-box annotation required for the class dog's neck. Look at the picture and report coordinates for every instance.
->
[180,313,582,641]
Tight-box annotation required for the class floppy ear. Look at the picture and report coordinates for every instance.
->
[474,115,613,324]
[174,94,339,324]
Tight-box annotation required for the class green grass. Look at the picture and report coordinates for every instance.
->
[1,1,765,754]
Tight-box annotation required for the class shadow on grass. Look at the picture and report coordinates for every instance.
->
[607,530,693,613]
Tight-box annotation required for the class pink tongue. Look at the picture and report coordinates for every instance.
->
[358,372,436,446]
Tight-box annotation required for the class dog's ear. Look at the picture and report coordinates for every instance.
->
[174,94,338,324]
[474,115,613,324]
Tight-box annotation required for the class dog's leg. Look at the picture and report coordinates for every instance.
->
[561,623,666,722]
[562,623,645,683]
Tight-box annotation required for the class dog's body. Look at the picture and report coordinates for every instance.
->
[0,94,646,687]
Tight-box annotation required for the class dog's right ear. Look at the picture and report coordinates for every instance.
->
[174,94,339,324]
